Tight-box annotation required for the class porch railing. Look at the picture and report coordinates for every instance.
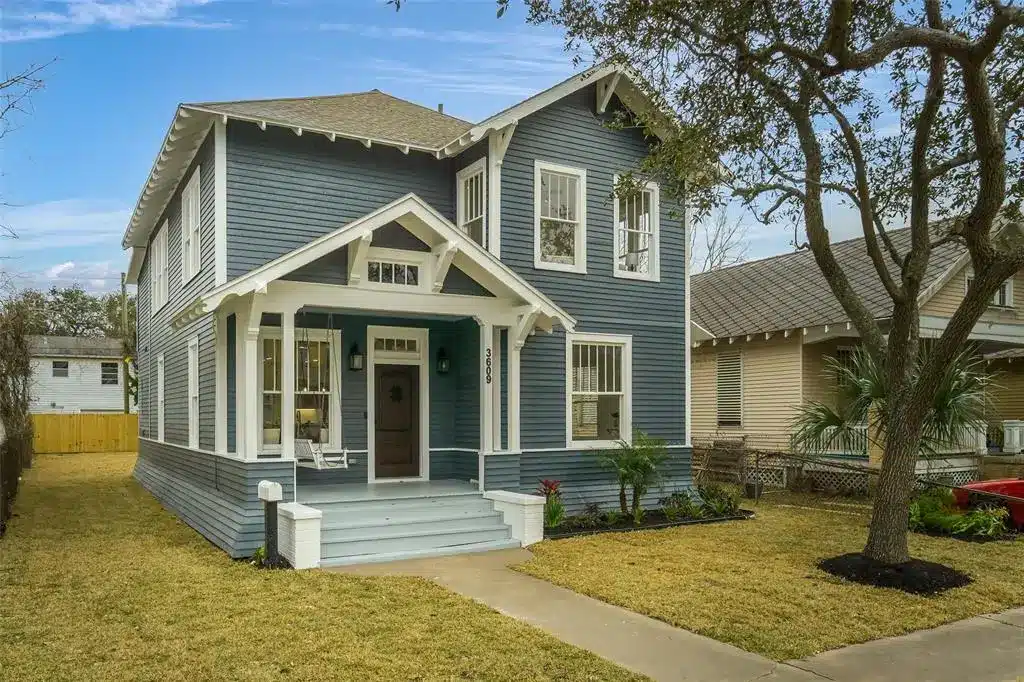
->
[797,422,987,458]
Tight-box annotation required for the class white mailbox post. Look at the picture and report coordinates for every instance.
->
[258,480,284,565]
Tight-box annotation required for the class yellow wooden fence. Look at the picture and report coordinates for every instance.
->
[32,413,139,454]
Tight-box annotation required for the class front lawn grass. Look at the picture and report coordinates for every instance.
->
[516,493,1024,661]
[0,452,643,682]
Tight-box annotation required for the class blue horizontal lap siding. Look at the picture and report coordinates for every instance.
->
[225,122,455,278]
[134,440,294,558]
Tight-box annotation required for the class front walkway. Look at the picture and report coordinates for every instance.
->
[337,549,1024,682]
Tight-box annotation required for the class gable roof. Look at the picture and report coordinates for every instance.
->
[692,228,966,338]
[173,193,575,332]
[121,62,663,254]
[27,335,123,359]
[188,90,473,151]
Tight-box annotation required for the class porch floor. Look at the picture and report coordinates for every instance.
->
[296,479,479,505]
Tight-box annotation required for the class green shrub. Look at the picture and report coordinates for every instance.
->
[698,484,739,517]
[952,507,1009,537]
[601,509,624,525]
[660,491,704,521]
[576,503,603,528]
[537,479,565,529]
[908,487,1009,538]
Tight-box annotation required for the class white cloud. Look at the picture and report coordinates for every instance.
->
[10,260,122,292]
[1,0,233,42]
[44,261,75,278]
[0,198,130,254]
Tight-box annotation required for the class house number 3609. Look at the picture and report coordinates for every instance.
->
[485,348,492,384]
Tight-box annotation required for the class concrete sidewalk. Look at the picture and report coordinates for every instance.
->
[336,549,1023,682]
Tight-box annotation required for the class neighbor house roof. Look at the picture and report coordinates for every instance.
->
[691,228,966,338]
[188,90,473,150]
[27,336,123,359]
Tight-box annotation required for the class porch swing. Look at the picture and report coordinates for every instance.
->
[294,315,348,470]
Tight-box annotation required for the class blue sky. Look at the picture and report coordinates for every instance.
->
[0,0,832,293]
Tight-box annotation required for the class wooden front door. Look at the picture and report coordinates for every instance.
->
[374,364,420,478]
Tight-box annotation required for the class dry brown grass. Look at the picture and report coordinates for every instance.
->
[0,452,644,682]
[517,492,1024,661]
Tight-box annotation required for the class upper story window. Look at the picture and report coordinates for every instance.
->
[100,362,119,385]
[368,260,420,287]
[456,158,486,247]
[716,351,743,427]
[614,177,660,281]
[966,271,1014,308]
[150,221,168,313]
[534,160,587,273]
[52,361,69,378]
[363,248,429,292]
[181,167,202,284]
[567,332,632,448]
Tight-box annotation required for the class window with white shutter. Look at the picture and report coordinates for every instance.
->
[716,351,743,427]
[181,168,202,283]
[567,332,632,447]
[456,158,486,247]
[188,337,199,448]
[150,222,168,313]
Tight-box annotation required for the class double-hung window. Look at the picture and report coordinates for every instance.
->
[716,351,743,427]
[52,361,69,378]
[456,158,486,247]
[966,271,1014,308]
[187,336,199,448]
[535,160,586,273]
[150,221,168,313]
[101,362,119,385]
[566,333,632,448]
[181,168,202,283]
[613,177,660,280]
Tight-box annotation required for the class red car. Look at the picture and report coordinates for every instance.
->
[953,479,1024,529]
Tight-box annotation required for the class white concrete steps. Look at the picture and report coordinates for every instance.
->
[319,538,521,567]
[320,510,505,542]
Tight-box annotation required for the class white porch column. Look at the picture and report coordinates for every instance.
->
[244,326,261,460]
[281,309,296,460]
[491,326,503,449]
[214,311,227,454]
[508,340,521,452]
[479,319,494,456]
[234,305,248,457]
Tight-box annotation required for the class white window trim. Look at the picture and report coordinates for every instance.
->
[456,157,487,247]
[612,175,660,282]
[362,247,431,293]
[966,270,1014,308]
[187,336,199,449]
[181,168,202,285]
[716,350,743,428]
[257,326,343,454]
[157,353,165,442]
[534,159,587,274]
[565,331,632,450]
[151,221,168,315]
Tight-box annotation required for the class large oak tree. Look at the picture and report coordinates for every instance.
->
[513,0,1024,564]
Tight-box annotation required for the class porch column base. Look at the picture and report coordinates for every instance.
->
[277,502,322,569]
[484,490,544,547]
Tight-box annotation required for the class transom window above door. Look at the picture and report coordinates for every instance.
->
[614,177,660,281]
[456,158,486,247]
[535,160,587,273]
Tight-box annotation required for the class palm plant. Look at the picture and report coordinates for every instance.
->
[597,431,669,523]
[792,346,991,457]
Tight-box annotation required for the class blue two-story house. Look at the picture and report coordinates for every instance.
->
[125,63,694,565]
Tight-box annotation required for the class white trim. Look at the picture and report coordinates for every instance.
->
[156,353,165,442]
[492,326,503,449]
[486,123,516,258]
[187,336,199,449]
[919,315,1024,344]
[456,157,487,247]
[534,160,587,274]
[479,320,494,456]
[180,167,202,285]
[179,193,575,332]
[150,222,168,314]
[684,198,692,447]
[565,332,633,450]
[363,247,431,292]
[596,72,621,114]
[215,313,227,453]
[965,269,1015,308]
[518,444,691,454]
[507,339,521,452]
[367,325,430,483]
[612,175,660,282]
[214,120,227,286]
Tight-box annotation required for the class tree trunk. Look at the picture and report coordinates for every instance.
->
[863,420,921,564]
[619,482,628,515]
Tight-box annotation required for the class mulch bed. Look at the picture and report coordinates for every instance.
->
[818,552,973,595]
[544,509,754,540]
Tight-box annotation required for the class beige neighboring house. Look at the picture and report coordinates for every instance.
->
[690,227,1024,463]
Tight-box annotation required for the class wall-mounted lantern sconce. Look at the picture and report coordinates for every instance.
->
[348,343,364,371]
[436,347,451,375]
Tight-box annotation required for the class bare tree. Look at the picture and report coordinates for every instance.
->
[690,209,749,272]
[515,0,1024,566]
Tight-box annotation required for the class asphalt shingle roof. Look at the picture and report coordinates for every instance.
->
[190,90,474,149]
[692,229,965,338]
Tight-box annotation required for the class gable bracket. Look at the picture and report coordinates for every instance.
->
[491,122,518,166]
[513,306,542,349]
[432,243,459,293]
[596,72,621,114]
[347,233,373,285]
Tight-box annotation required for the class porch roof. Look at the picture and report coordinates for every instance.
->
[171,193,576,332]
